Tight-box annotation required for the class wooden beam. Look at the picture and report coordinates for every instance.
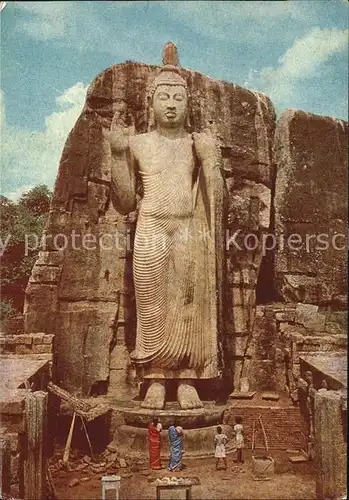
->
[79,415,94,459]
[258,415,269,452]
[48,383,90,412]
[252,420,256,451]
[63,412,76,465]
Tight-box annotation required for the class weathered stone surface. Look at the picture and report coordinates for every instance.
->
[262,392,280,401]
[57,205,126,302]
[109,345,130,370]
[108,369,138,400]
[0,389,26,415]
[0,433,11,496]
[226,179,271,230]
[42,334,54,344]
[297,378,308,393]
[15,345,33,355]
[14,334,33,345]
[28,265,62,284]
[6,315,24,335]
[314,391,346,499]
[112,423,233,458]
[32,333,46,344]
[295,303,326,331]
[23,391,48,500]
[68,478,80,488]
[0,358,50,393]
[299,335,347,353]
[56,301,117,395]
[274,110,348,305]
[229,391,256,400]
[275,309,296,323]
[24,59,275,397]
[324,311,347,335]
[52,117,90,210]
[24,284,58,334]
[31,344,52,354]
[35,250,64,267]
[288,454,308,464]
[300,353,347,391]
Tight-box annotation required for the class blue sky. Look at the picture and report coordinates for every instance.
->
[1,1,348,199]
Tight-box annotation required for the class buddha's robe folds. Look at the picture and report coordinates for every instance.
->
[129,135,226,379]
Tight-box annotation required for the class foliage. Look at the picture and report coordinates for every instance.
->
[0,186,52,312]
[19,185,52,216]
[0,299,14,321]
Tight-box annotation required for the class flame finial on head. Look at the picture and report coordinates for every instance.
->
[162,42,180,66]
[148,43,187,99]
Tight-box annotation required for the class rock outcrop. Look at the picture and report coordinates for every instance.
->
[24,62,275,396]
[274,110,348,305]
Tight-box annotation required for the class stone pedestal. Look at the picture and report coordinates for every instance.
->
[112,423,234,459]
[314,390,346,499]
[108,402,232,459]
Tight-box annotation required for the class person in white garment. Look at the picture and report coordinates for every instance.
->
[233,416,244,463]
[214,425,228,470]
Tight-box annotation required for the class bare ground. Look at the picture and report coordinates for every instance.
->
[51,448,316,500]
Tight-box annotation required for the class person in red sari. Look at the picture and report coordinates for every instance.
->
[148,416,162,469]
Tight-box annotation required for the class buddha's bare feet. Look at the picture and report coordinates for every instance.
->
[141,381,165,409]
[177,381,203,410]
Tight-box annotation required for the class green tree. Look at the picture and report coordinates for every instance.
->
[19,184,52,216]
[0,186,52,315]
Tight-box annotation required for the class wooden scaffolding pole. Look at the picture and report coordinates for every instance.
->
[24,391,48,500]
[0,432,11,498]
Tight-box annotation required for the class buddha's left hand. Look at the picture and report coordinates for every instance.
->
[192,129,217,162]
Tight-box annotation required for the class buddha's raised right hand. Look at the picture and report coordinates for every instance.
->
[108,112,135,154]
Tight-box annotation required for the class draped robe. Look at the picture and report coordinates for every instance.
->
[118,132,225,379]
[168,425,183,471]
[148,422,162,469]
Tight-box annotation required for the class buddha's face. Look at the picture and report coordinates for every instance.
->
[152,84,188,129]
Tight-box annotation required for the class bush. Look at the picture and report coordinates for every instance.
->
[0,186,52,312]
[0,299,14,321]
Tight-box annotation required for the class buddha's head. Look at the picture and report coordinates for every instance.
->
[152,82,188,129]
[148,43,190,130]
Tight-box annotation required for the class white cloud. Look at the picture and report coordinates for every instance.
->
[162,1,305,20]
[247,27,349,107]
[13,0,139,44]
[11,0,310,51]
[13,1,73,40]
[11,0,162,60]
[1,83,88,200]
[158,1,309,42]
[3,184,36,202]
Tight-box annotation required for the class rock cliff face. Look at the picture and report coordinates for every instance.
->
[24,62,276,396]
[274,110,348,306]
[24,62,347,398]
[242,110,348,394]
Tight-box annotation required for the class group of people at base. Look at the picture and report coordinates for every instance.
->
[214,417,244,470]
[148,417,184,471]
[147,416,244,472]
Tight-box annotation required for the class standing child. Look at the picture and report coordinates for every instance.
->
[233,416,244,463]
[214,425,228,470]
